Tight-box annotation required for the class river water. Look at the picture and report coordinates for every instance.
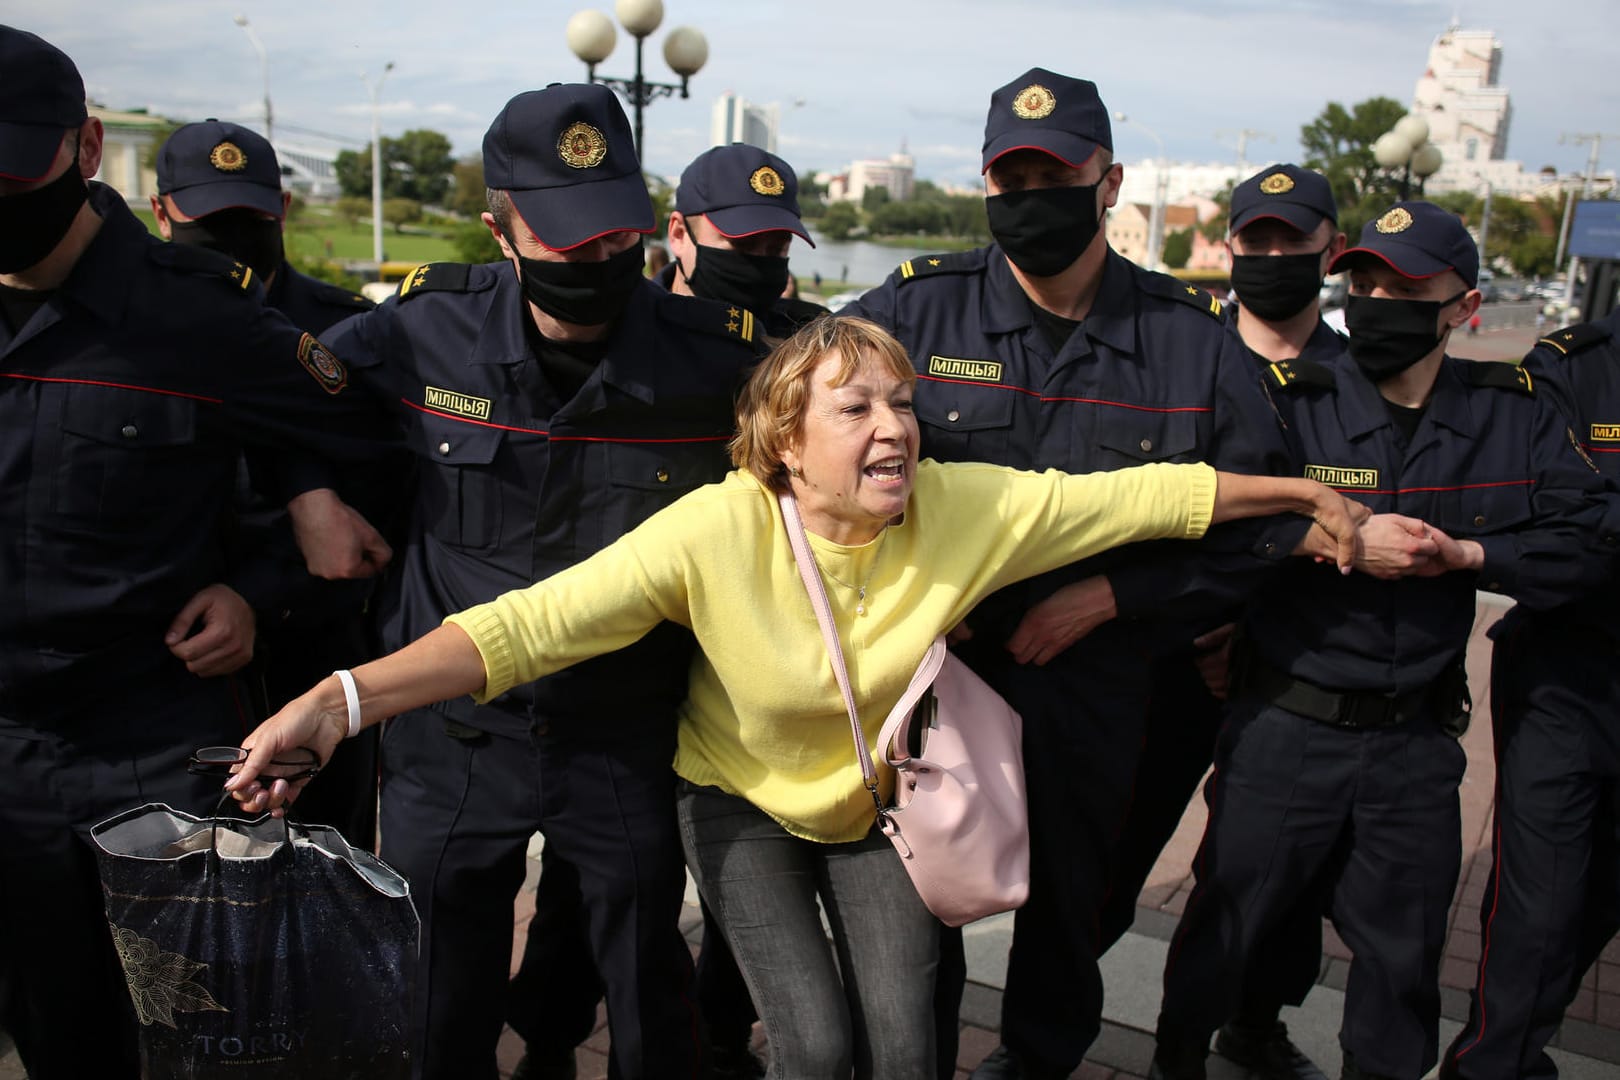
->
[786,228,953,293]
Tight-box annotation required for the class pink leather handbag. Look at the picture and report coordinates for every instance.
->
[780,493,1029,927]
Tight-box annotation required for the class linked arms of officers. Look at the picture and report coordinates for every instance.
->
[1005,489,1370,666]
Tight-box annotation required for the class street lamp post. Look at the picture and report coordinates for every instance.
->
[566,1,708,162]
[1373,115,1443,200]
[362,62,394,268]
[1115,112,1169,270]
[232,14,273,146]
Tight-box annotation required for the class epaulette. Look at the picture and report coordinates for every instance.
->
[148,242,258,292]
[396,262,473,300]
[661,292,764,351]
[1533,320,1612,359]
[1461,359,1534,395]
[1265,357,1335,392]
[1139,271,1223,319]
[894,250,982,285]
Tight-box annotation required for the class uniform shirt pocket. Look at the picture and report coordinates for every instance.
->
[416,415,505,550]
[1094,409,1200,468]
[582,440,731,551]
[53,384,199,529]
[915,389,1015,465]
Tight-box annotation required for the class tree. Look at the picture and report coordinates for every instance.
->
[382,197,423,233]
[820,201,861,242]
[453,221,504,264]
[446,156,488,219]
[389,129,455,205]
[1161,228,1194,270]
[861,186,892,214]
[335,148,372,199]
[334,196,371,227]
[1300,96,1409,213]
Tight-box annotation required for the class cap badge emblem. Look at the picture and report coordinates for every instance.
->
[1260,172,1294,195]
[557,122,608,169]
[1376,207,1414,234]
[209,141,248,172]
[1012,84,1056,120]
[749,166,785,196]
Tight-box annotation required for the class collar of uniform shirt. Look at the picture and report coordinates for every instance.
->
[982,243,1137,358]
[56,183,143,326]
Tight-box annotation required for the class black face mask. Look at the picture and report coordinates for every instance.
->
[169,211,284,280]
[0,163,89,274]
[684,243,789,317]
[1343,290,1467,381]
[1230,250,1327,322]
[985,182,1104,278]
[515,239,645,327]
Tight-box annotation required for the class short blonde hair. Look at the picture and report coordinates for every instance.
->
[731,315,918,492]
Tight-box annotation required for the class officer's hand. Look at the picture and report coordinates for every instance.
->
[1191,623,1237,700]
[946,619,975,645]
[165,584,257,677]
[1292,495,1369,572]
[225,678,350,817]
[1352,514,1441,579]
[1420,526,1485,575]
[287,488,393,579]
[1006,576,1117,666]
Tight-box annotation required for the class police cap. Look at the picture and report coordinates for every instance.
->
[157,120,284,218]
[675,144,813,246]
[483,83,653,252]
[1229,163,1337,236]
[1330,200,1478,288]
[982,67,1111,173]
[0,26,88,182]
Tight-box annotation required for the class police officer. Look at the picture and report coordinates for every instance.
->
[844,69,1330,1080]
[1104,164,1353,1080]
[317,83,762,1080]
[0,26,393,1080]
[152,119,390,844]
[1151,204,1612,1080]
[509,139,822,1080]
[660,142,826,340]
[1441,305,1620,1079]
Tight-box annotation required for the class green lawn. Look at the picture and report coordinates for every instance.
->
[128,204,461,265]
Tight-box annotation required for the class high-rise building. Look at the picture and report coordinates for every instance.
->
[711,92,779,153]
[845,147,916,204]
[1411,23,1512,165]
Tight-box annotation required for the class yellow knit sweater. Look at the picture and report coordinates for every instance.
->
[447,459,1215,842]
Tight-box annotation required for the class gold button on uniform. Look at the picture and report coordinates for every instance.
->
[656,469,670,483]
[1140,438,1153,452]
[1473,515,1486,527]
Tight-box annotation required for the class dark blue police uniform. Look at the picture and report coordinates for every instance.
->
[324,260,759,1080]
[0,184,392,1079]
[845,242,1301,1074]
[1157,346,1611,1080]
[1444,311,1620,1079]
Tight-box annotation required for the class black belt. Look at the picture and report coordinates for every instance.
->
[1242,658,1437,731]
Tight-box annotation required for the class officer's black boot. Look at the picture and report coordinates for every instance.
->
[1214,1015,1328,1080]
[1339,1049,1398,1080]
[510,1043,578,1080]
[1148,1034,1209,1080]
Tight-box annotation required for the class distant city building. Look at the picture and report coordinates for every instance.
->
[837,147,916,203]
[1412,24,1510,167]
[91,104,170,203]
[1117,160,1246,207]
[275,142,342,200]
[711,92,779,153]
[1109,202,1200,269]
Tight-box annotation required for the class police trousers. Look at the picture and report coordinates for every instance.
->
[1444,613,1620,1079]
[1158,697,1466,1079]
[0,662,249,1080]
[378,712,698,1080]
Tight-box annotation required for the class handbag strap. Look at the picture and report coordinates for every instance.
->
[778,492,885,813]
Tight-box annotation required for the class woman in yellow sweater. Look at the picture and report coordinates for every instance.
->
[228,317,1358,1079]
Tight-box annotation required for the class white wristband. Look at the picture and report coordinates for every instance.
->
[333,669,362,739]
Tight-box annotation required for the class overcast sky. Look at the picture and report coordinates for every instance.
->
[10,0,1617,189]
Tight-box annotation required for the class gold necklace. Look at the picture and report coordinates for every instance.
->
[815,529,888,617]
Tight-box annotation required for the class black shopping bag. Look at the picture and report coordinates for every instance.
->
[91,803,418,1078]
